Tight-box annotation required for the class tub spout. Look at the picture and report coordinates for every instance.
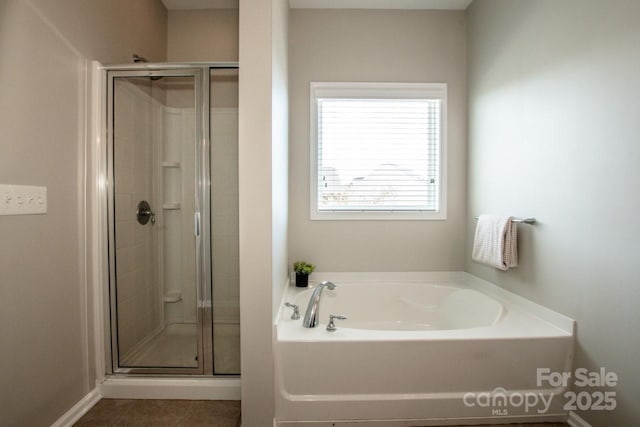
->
[302,281,336,328]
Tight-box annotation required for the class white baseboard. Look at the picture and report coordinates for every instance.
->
[568,411,592,427]
[99,377,241,400]
[51,388,101,427]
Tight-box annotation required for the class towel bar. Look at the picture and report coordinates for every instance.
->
[474,216,536,225]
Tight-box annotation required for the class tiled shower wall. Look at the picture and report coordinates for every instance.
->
[165,79,240,326]
[161,105,197,325]
[211,108,240,324]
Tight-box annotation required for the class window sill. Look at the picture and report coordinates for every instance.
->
[310,210,447,221]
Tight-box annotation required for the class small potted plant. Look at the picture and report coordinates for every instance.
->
[293,261,315,287]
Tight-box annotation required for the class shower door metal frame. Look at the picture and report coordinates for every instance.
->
[105,65,216,375]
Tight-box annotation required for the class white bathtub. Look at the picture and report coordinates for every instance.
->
[275,272,575,426]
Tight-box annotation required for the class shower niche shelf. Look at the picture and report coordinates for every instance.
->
[163,203,181,210]
[164,291,183,303]
[162,161,181,168]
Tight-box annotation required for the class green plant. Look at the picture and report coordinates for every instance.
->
[293,261,315,275]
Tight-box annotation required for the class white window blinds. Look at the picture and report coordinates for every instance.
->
[315,96,442,214]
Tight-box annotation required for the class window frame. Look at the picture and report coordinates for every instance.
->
[309,82,447,221]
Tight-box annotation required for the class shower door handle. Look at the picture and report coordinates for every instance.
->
[136,200,155,225]
[194,212,200,237]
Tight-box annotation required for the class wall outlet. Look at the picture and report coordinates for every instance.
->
[0,184,47,215]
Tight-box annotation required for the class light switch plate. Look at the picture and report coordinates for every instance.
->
[0,184,47,215]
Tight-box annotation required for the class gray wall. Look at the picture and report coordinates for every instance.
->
[466,1,640,425]
[29,0,167,63]
[0,1,166,426]
[167,8,238,62]
[288,9,467,272]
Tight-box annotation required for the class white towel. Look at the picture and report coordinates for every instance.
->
[472,215,518,271]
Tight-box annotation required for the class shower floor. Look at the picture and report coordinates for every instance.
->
[119,322,241,373]
[121,323,198,368]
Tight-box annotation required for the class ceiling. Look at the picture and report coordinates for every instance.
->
[289,0,472,9]
[161,0,472,10]
[161,0,238,9]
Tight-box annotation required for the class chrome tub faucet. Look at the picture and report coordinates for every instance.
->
[302,281,336,328]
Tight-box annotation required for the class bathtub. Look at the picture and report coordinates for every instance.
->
[274,272,575,426]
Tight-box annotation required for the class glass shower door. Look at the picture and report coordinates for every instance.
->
[107,68,207,374]
[210,68,240,374]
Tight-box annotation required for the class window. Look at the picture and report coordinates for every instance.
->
[310,82,447,220]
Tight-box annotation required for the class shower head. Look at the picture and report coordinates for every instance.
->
[132,54,163,80]
[132,53,147,63]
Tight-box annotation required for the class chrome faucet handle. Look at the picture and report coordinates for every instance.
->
[284,302,300,320]
[326,314,347,332]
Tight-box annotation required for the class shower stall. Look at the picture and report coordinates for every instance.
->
[102,63,239,376]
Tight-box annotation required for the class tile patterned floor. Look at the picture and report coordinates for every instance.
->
[74,399,566,427]
[444,424,566,427]
[73,399,240,427]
